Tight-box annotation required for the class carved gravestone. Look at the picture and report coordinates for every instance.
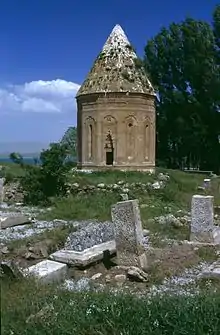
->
[190,195,214,243]
[0,178,4,203]
[111,199,148,269]
[203,178,211,189]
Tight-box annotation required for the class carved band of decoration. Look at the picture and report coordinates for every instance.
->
[104,115,117,124]
[84,116,95,162]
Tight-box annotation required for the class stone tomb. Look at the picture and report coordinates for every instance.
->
[111,199,148,269]
[190,195,215,243]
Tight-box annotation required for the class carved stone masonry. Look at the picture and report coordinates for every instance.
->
[111,199,148,269]
[190,195,214,243]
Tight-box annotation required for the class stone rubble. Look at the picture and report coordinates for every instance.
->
[147,262,209,298]
[1,186,220,296]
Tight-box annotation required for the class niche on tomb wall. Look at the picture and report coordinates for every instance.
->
[84,116,96,161]
[103,115,117,149]
[125,115,137,161]
[143,117,152,161]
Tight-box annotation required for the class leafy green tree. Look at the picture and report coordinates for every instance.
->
[9,152,24,166]
[60,127,77,159]
[213,4,220,49]
[20,143,72,205]
[144,16,220,173]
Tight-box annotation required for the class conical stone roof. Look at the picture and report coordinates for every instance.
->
[76,24,155,97]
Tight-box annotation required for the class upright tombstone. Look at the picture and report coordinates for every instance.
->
[190,195,214,243]
[203,178,211,189]
[0,178,4,203]
[111,199,148,269]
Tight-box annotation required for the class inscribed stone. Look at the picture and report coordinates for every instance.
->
[190,195,214,243]
[111,199,148,269]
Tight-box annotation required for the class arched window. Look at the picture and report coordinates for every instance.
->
[144,120,150,161]
[88,124,93,160]
[85,116,95,162]
[125,116,137,160]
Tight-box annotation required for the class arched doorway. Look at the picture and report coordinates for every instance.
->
[104,131,114,165]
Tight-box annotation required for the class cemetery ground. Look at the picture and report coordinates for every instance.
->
[1,164,220,334]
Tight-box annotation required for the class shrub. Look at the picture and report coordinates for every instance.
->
[20,143,72,206]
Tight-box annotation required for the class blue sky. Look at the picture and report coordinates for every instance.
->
[0,0,218,152]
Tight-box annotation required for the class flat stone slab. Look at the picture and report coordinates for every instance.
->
[25,260,68,283]
[0,215,30,229]
[50,240,116,267]
[200,260,220,279]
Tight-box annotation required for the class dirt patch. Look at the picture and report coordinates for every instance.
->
[66,243,219,293]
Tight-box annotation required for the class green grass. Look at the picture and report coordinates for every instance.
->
[40,192,120,221]
[6,225,76,253]
[69,169,155,184]
[39,169,220,222]
[0,162,25,181]
[1,278,220,335]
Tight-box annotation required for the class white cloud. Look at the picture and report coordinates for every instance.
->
[0,79,80,114]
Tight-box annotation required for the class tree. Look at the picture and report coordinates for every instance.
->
[20,143,72,205]
[144,16,220,173]
[9,152,24,166]
[213,4,220,49]
[60,127,77,159]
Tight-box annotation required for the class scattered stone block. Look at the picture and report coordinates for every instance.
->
[190,195,214,243]
[91,273,102,280]
[0,215,30,229]
[200,260,220,279]
[213,227,220,244]
[111,199,148,269]
[115,274,127,283]
[50,240,116,267]
[25,260,68,284]
[127,266,148,282]
[203,178,211,189]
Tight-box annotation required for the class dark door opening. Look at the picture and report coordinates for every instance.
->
[105,132,114,166]
[106,150,114,165]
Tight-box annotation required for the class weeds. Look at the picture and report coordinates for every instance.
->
[1,278,220,335]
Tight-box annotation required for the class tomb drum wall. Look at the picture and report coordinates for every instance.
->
[77,92,155,171]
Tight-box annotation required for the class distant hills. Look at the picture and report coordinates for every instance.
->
[0,142,49,157]
[0,128,77,157]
